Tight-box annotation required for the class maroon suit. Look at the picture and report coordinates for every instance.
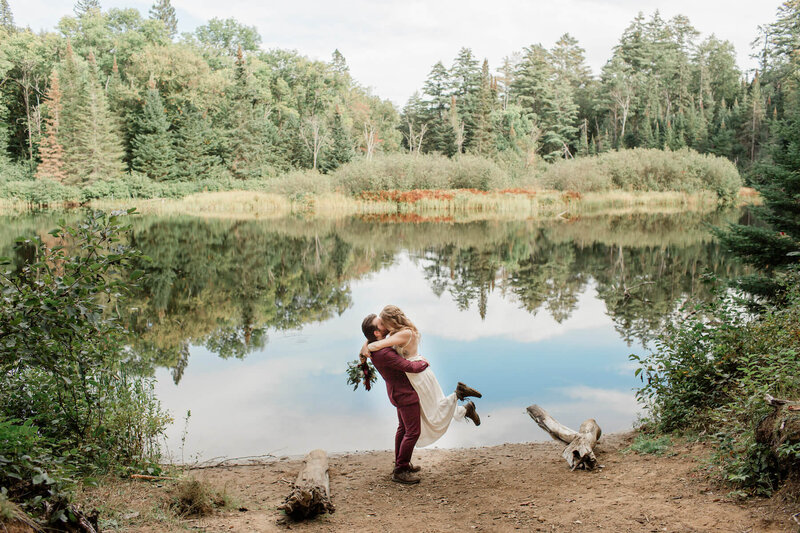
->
[370,346,428,470]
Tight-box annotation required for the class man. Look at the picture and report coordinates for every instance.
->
[361,313,428,484]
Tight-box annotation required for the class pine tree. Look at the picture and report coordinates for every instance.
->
[325,109,353,171]
[132,78,176,180]
[226,46,278,178]
[149,0,178,38]
[36,70,67,182]
[716,88,800,301]
[59,41,85,182]
[174,109,222,180]
[64,52,125,183]
[577,118,590,156]
[472,59,495,156]
[74,0,101,17]
[0,0,14,31]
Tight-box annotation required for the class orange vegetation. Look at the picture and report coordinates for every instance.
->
[359,188,539,204]
[359,213,455,224]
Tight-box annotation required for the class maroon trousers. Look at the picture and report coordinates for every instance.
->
[394,402,421,470]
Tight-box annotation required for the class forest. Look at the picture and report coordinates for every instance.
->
[0,0,795,204]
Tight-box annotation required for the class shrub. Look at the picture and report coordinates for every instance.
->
[632,271,800,494]
[0,179,79,206]
[329,153,511,194]
[0,211,170,525]
[263,169,333,196]
[541,148,742,202]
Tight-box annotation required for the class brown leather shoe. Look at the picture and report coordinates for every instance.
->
[408,463,421,473]
[392,468,421,484]
[456,382,482,400]
[464,401,481,426]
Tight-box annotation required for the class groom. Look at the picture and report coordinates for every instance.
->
[361,313,429,484]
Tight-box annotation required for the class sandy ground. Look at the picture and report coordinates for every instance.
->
[81,432,798,532]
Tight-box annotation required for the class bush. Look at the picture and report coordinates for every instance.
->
[541,148,742,202]
[329,153,511,194]
[632,271,800,494]
[0,211,170,525]
[263,169,333,196]
[0,179,79,206]
[0,158,31,183]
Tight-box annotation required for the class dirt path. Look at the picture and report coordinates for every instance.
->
[84,433,796,532]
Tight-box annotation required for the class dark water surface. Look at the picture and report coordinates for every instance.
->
[1,210,748,460]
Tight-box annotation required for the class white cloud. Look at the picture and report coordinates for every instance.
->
[10,0,781,105]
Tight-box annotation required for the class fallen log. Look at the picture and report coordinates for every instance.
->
[526,404,602,470]
[279,449,335,520]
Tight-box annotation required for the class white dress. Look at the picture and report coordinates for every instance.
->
[399,335,466,447]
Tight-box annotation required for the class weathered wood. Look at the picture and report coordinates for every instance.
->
[279,449,335,520]
[526,404,602,470]
[526,404,578,444]
[563,419,602,471]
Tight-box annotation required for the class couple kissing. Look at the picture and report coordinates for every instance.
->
[360,305,482,485]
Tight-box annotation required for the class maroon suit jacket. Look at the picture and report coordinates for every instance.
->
[370,346,429,407]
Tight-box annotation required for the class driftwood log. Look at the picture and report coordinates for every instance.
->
[279,449,335,520]
[526,404,602,470]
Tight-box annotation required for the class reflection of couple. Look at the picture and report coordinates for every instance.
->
[360,305,482,484]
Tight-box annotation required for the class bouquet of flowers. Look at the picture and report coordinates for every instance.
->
[346,357,378,391]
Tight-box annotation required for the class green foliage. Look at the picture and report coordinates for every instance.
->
[631,273,800,494]
[329,153,511,194]
[346,359,378,391]
[0,211,170,523]
[715,86,800,301]
[132,84,176,180]
[626,434,673,455]
[540,148,742,202]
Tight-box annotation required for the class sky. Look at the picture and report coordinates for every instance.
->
[10,0,783,106]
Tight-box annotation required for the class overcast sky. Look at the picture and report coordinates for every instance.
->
[10,0,782,106]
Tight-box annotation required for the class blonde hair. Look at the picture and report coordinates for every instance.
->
[379,305,419,339]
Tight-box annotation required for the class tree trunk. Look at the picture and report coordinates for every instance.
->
[279,449,335,520]
[756,394,800,483]
[526,404,602,470]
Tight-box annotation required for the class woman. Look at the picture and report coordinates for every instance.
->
[361,305,481,447]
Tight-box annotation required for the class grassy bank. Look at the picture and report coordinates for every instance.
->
[88,188,758,222]
[0,149,745,215]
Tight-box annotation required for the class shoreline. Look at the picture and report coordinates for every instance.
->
[0,188,761,221]
[77,432,797,532]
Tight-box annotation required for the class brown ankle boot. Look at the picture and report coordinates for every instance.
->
[392,468,421,484]
[464,401,481,426]
[456,382,482,400]
[408,463,421,472]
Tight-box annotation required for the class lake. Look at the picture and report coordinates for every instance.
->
[0,209,748,462]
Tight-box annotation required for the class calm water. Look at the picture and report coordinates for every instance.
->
[1,210,748,461]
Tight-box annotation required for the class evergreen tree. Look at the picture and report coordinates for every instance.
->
[716,88,800,301]
[577,118,590,156]
[0,0,14,31]
[64,52,125,183]
[325,109,353,171]
[226,46,278,178]
[36,69,67,182]
[472,59,495,156]
[132,78,176,180]
[73,0,101,17]
[174,109,222,180]
[149,0,178,39]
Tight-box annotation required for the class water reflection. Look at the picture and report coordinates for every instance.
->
[0,210,748,459]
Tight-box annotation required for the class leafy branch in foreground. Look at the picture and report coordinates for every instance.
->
[0,209,170,527]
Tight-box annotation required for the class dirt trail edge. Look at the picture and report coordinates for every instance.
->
[84,432,797,532]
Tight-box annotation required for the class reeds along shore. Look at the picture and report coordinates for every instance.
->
[84,187,760,222]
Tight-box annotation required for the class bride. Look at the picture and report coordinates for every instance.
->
[360,305,482,447]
